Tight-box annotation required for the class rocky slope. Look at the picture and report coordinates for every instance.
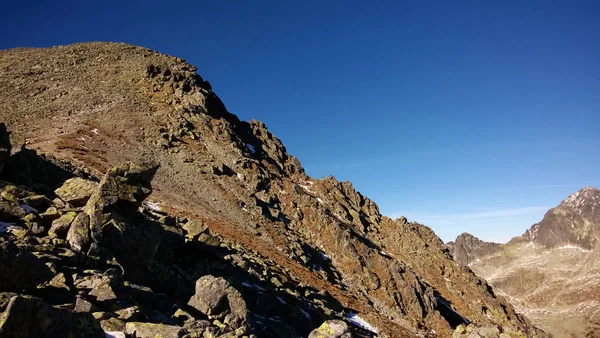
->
[0,42,547,338]
[448,187,600,337]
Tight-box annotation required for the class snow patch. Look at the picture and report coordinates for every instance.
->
[316,197,324,204]
[379,250,393,258]
[241,282,266,291]
[277,296,287,304]
[300,308,311,320]
[555,245,590,252]
[19,204,38,214]
[246,144,256,154]
[298,184,315,195]
[0,221,14,233]
[91,128,99,135]
[105,332,126,338]
[345,312,379,334]
[319,252,329,261]
[144,202,161,211]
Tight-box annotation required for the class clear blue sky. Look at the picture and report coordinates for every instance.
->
[2,1,599,243]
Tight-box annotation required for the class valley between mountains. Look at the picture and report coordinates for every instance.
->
[448,187,600,338]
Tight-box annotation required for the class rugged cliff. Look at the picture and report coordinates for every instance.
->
[0,42,546,338]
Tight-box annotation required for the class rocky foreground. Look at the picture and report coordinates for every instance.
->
[448,187,600,337]
[0,42,548,337]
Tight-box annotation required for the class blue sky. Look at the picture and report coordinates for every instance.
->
[2,1,599,243]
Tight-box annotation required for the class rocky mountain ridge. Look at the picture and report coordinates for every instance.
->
[448,187,600,337]
[0,42,547,337]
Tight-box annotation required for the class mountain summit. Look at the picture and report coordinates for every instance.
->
[519,186,600,250]
[0,42,545,337]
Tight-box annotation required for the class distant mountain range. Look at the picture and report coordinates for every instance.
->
[447,187,600,337]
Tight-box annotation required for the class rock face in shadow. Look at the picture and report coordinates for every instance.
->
[0,42,549,337]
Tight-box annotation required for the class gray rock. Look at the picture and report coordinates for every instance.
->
[0,295,104,338]
[125,322,187,338]
[187,275,248,328]
[54,177,98,207]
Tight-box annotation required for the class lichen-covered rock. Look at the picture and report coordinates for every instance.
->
[54,177,98,207]
[66,212,90,252]
[308,320,352,338]
[48,211,78,238]
[187,275,248,329]
[125,322,187,338]
[0,295,104,338]
[85,162,158,246]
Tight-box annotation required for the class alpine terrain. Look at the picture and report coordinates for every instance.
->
[448,187,600,337]
[0,42,547,338]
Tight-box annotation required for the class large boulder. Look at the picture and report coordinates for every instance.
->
[0,239,53,292]
[308,320,352,338]
[54,177,97,207]
[85,162,158,244]
[0,295,104,338]
[66,162,158,252]
[0,123,10,176]
[187,275,248,329]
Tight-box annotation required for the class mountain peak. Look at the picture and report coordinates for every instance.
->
[447,232,503,266]
[559,186,600,209]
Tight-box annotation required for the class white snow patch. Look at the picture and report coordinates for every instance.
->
[299,184,315,194]
[78,137,86,142]
[241,282,266,291]
[19,204,38,214]
[91,128,99,135]
[277,296,287,304]
[144,202,161,211]
[104,332,126,338]
[555,245,590,252]
[316,198,324,204]
[444,277,451,282]
[0,221,14,233]
[300,308,311,320]
[379,250,393,258]
[246,144,256,154]
[345,312,379,334]
[320,252,329,261]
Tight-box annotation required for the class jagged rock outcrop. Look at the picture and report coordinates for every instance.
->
[0,42,547,337]
[447,233,503,266]
[451,187,600,337]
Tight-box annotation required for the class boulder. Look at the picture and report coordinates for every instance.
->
[54,177,97,207]
[125,322,186,338]
[85,162,158,245]
[187,275,248,328]
[308,320,352,338]
[48,211,78,238]
[66,212,91,252]
[0,295,104,338]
